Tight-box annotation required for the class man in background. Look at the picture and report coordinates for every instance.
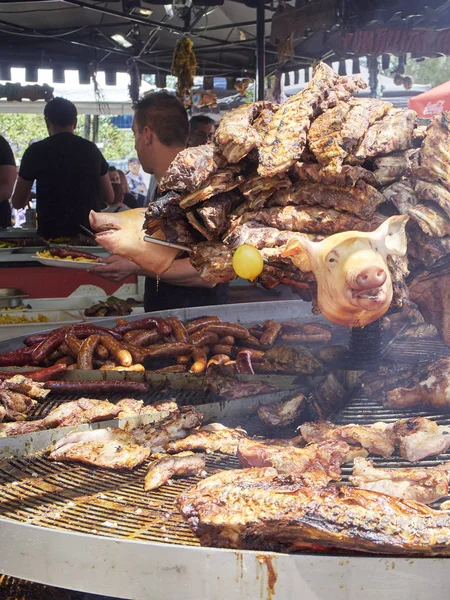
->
[126,157,147,206]
[0,136,16,228]
[188,115,215,147]
[12,97,113,239]
[91,91,228,312]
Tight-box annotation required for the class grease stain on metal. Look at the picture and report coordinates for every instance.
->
[235,551,244,583]
[256,554,278,600]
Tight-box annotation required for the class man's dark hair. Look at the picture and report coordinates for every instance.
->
[134,91,188,147]
[189,115,215,131]
[44,97,77,127]
[108,165,117,171]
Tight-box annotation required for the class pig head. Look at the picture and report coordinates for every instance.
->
[89,209,180,275]
[282,215,409,327]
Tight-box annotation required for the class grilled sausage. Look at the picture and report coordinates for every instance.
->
[114,317,170,336]
[167,317,189,343]
[205,323,250,340]
[0,363,68,381]
[185,316,220,335]
[143,342,194,359]
[219,336,235,346]
[176,355,191,365]
[64,333,82,358]
[51,247,100,261]
[77,335,101,370]
[260,320,282,348]
[44,380,150,393]
[190,348,208,374]
[189,330,220,347]
[131,330,162,347]
[207,354,230,368]
[212,344,234,356]
[99,336,133,367]
[99,364,145,372]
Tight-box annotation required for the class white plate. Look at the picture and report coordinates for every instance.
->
[34,256,102,270]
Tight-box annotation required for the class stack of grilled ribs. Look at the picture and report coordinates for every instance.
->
[144,62,450,322]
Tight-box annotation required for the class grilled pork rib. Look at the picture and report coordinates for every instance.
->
[178,468,450,554]
[49,440,150,470]
[144,452,206,491]
[1,375,50,400]
[166,424,247,455]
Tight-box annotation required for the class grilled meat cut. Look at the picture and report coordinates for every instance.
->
[407,225,450,267]
[166,423,247,455]
[179,167,243,209]
[414,180,450,218]
[307,373,348,421]
[386,358,450,410]
[43,398,121,428]
[235,205,380,234]
[390,417,450,462]
[144,191,183,223]
[300,421,395,458]
[203,366,279,399]
[408,202,450,237]
[189,242,236,283]
[215,101,277,163]
[294,162,377,188]
[52,427,135,450]
[1,375,50,400]
[382,180,417,214]
[397,323,438,340]
[258,392,307,427]
[0,419,46,437]
[115,399,179,421]
[144,452,206,491]
[413,111,450,189]
[267,180,384,220]
[307,101,352,172]
[258,63,366,177]
[350,456,449,505]
[159,145,227,193]
[178,468,450,555]
[223,223,307,251]
[355,108,416,159]
[264,344,322,375]
[196,190,241,237]
[340,98,393,156]
[0,389,37,421]
[373,151,413,186]
[237,173,292,213]
[409,268,450,343]
[132,409,203,451]
[49,440,150,470]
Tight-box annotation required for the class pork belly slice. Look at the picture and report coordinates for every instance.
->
[49,440,150,470]
[132,409,203,451]
[1,375,50,400]
[178,468,450,554]
[268,180,384,220]
[258,392,307,427]
[386,358,450,411]
[258,63,366,177]
[237,438,366,483]
[350,456,449,504]
[215,101,277,163]
[355,108,416,160]
[300,421,395,458]
[388,417,450,462]
[0,389,37,421]
[144,452,206,491]
[165,424,247,455]
[408,202,450,237]
[159,144,227,193]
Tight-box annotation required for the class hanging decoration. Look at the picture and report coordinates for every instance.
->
[127,59,141,106]
[88,62,109,115]
[0,82,53,102]
[171,36,197,100]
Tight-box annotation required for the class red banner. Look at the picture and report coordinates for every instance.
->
[344,28,450,56]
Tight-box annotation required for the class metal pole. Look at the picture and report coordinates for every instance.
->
[255,0,265,101]
[92,114,99,144]
[84,114,91,140]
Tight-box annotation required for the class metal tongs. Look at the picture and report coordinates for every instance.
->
[143,235,191,253]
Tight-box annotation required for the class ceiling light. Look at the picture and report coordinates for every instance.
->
[111,34,133,48]
[164,4,174,17]
[134,7,153,16]
[239,30,247,41]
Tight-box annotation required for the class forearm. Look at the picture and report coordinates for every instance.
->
[11,177,32,209]
[140,258,215,288]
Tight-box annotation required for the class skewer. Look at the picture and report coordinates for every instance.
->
[143,235,192,252]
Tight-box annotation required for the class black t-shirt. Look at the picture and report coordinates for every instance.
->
[19,133,108,239]
[0,135,15,228]
[144,276,229,312]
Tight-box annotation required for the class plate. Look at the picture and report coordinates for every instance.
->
[34,256,102,270]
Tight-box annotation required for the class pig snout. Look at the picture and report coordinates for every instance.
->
[352,265,387,290]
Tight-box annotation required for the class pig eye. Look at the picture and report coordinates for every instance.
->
[328,258,335,263]
[374,247,379,252]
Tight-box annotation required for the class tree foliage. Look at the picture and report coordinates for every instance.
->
[0,113,135,162]
[404,56,450,88]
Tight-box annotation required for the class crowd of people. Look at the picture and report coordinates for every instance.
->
[0,94,224,312]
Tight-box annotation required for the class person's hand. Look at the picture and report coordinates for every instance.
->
[88,254,139,282]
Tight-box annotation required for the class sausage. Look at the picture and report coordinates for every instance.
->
[114,317,170,336]
[99,336,133,367]
[248,326,263,340]
[58,342,72,356]
[260,320,282,348]
[77,335,101,370]
[280,324,331,343]
[185,316,220,335]
[95,343,109,360]
[154,365,187,373]
[189,348,208,374]
[219,336,235,346]
[32,328,72,363]
[235,350,254,374]
[23,333,49,347]
[99,364,145,372]
[212,344,234,356]
[176,355,191,365]
[44,380,150,393]
[54,356,75,366]
[189,330,220,347]
[122,343,146,365]
[70,323,122,340]
[51,247,101,261]
[131,330,162,347]
[167,317,189,342]
[206,354,230,368]
[237,335,263,350]
[64,333,82,358]
[205,323,250,340]
[143,342,194,359]
[123,329,148,343]
[0,363,68,381]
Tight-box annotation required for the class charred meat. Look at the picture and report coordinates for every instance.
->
[144,452,206,491]
[258,392,307,427]
[166,423,247,455]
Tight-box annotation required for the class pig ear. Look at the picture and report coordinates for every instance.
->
[281,236,313,272]
[376,215,409,257]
